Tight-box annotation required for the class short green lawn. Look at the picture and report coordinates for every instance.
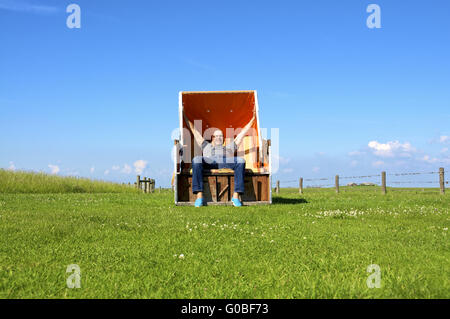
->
[0,187,448,298]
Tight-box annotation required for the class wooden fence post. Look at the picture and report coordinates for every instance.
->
[136,175,141,190]
[335,175,339,193]
[440,167,445,195]
[276,180,280,194]
[381,171,386,194]
[299,177,303,194]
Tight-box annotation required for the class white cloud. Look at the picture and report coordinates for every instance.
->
[441,147,449,154]
[90,166,95,173]
[122,164,132,174]
[133,160,148,174]
[48,164,60,174]
[104,170,110,175]
[112,165,120,171]
[368,140,415,158]
[419,154,450,165]
[372,160,384,167]
[7,161,16,171]
[422,155,439,164]
[312,166,320,173]
[439,136,450,144]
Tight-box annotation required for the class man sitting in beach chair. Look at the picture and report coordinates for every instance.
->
[183,112,256,207]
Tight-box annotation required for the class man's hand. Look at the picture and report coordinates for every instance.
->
[183,113,193,130]
[234,113,256,146]
[183,112,204,145]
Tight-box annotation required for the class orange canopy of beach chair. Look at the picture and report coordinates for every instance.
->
[179,90,266,171]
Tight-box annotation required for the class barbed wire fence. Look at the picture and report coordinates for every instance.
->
[272,167,448,195]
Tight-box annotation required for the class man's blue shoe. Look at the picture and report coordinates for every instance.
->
[194,198,204,207]
[231,197,242,207]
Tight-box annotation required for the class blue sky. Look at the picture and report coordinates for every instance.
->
[1,0,449,187]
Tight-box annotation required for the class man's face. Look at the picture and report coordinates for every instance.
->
[212,130,223,146]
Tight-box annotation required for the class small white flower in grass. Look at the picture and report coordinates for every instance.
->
[303,237,307,240]
[270,240,274,243]
[444,228,448,231]
[179,254,185,259]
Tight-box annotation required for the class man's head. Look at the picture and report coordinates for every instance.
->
[211,129,224,146]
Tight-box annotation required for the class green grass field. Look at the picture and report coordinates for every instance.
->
[0,171,448,298]
[0,169,140,194]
